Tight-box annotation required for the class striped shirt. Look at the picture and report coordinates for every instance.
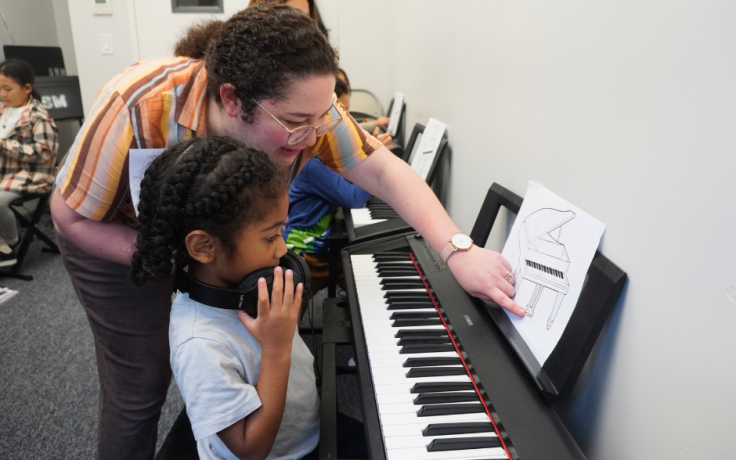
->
[0,98,58,194]
[56,56,379,223]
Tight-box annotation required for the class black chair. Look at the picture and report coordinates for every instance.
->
[155,407,199,460]
[0,192,60,281]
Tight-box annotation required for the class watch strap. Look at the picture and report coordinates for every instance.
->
[440,242,456,264]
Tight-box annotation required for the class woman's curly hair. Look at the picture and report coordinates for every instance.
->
[130,136,289,286]
[174,3,338,123]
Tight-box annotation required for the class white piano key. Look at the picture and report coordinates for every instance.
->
[379,401,478,416]
[376,390,478,406]
[368,351,459,362]
[379,412,491,427]
[384,432,499,450]
[370,365,465,378]
[385,446,507,460]
[372,375,471,392]
[350,207,387,227]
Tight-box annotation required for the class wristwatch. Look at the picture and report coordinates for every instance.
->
[440,232,474,264]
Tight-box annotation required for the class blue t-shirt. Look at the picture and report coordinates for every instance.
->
[283,158,371,254]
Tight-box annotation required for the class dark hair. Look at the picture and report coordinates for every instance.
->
[334,77,349,98]
[336,67,350,93]
[0,59,42,101]
[247,0,327,35]
[174,4,338,123]
[130,136,289,286]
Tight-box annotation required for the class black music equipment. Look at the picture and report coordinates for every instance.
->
[34,76,84,123]
[175,250,310,318]
[343,123,450,245]
[333,183,627,460]
[3,45,66,76]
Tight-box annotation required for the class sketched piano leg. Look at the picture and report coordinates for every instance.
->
[547,291,565,329]
[526,283,543,318]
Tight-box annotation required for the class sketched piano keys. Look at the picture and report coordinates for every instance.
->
[514,208,576,330]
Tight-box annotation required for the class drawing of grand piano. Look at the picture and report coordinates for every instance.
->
[514,208,576,330]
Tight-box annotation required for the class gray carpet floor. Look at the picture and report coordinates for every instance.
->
[0,215,361,459]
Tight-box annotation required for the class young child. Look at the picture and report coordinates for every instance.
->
[131,136,318,460]
[283,156,371,296]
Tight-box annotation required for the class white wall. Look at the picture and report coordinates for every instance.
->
[0,0,77,75]
[321,1,736,459]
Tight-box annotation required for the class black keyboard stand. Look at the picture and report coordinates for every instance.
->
[319,297,363,460]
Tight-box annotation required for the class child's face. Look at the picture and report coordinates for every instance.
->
[218,194,290,287]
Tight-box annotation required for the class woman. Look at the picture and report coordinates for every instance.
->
[0,59,58,266]
[51,5,522,459]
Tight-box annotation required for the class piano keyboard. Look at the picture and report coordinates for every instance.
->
[351,252,510,460]
[351,197,400,228]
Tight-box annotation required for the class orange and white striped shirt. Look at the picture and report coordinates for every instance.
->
[56,56,379,222]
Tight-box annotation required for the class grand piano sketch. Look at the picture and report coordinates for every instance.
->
[514,208,576,330]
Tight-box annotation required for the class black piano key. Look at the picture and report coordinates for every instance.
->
[422,422,494,437]
[387,301,436,310]
[426,436,502,452]
[400,344,456,354]
[393,319,444,328]
[381,279,425,290]
[397,336,451,346]
[389,311,439,320]
[377,269,421,278]
[373,253,410,262]
[403,357,461,367]
[370,212,400,219]
[411,382,475,393]
[406,367,467,378]
[417,403,485,417]
[395,329,449,337]
[413,392,479,405]
[385,292,431,301]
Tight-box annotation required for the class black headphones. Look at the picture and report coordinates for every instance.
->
[175,250,311,318]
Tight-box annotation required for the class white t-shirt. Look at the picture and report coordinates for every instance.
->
[0,105,25,139]
[169,292,320,460]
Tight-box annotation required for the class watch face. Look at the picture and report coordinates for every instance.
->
[451,233,473,250]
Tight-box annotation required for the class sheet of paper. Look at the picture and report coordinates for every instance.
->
[501,181,606,365]
[387,91,404,137]
[129,148,164,216]
[410,118,446,181]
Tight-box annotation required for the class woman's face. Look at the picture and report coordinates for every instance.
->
[0,74,32,108]
[233,74,336,167]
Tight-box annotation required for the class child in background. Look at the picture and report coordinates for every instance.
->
[335,68,393,148]
[0,59,58,266]
[131,136,318,460]
[283,155,371,297]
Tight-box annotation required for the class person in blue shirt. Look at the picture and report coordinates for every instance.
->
[283,156,371,297]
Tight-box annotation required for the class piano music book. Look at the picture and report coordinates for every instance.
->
[501,181,605,365]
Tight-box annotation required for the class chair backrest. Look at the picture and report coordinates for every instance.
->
[348,89,383,119]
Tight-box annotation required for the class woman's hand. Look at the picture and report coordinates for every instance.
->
[238,267,303,352]
[447,246,525,317]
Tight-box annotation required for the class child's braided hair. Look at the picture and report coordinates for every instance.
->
[130,136,289,286]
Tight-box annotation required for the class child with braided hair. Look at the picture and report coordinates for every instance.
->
[131,136,318,460]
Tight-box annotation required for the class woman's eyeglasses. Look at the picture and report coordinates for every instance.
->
[253,100,343,145]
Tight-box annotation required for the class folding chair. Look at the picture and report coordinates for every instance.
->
[0,191,60,281]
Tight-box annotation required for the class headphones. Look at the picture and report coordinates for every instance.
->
[175,250,311,318]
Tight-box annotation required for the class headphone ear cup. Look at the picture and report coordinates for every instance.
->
[238,266,276,292]
[280,250,311,291]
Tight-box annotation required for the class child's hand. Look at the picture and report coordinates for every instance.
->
[237,267,303,353]
[373,126,394,151]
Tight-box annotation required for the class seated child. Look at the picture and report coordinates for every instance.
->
[283,156,371,296]
[131,136,317,460]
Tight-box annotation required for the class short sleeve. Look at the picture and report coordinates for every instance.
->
[309,97,382,173]
[55,85,135,222]
[172,338,262,441]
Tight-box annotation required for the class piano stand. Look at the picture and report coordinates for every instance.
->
[320,297,364,460]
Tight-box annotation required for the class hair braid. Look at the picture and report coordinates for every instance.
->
[130,136,289,286]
